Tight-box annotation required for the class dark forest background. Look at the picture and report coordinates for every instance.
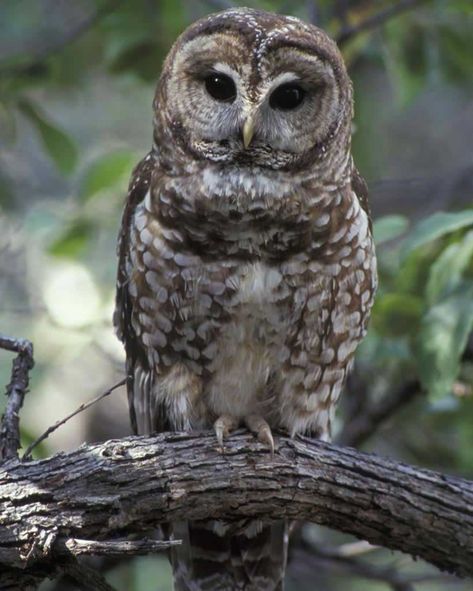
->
[1,1,472,589]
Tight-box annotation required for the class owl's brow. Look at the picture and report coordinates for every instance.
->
[184,55,241,80]
[267,72,300,88]
[211,62,239,80]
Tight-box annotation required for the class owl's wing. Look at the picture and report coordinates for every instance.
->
[114,152,156,434]
[351,165,372,231]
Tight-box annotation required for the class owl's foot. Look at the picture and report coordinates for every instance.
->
[244,414,275,455]
[214,414,238,449]
[213,414,274,454]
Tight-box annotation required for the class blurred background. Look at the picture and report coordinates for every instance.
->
[1,0,472,590]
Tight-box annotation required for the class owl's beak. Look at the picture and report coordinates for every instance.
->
[242,116,255,149]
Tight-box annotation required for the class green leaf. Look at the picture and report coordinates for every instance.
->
[373,214,409,245]
[18,99,77,174]
[0,101,17,144]
[439,25,473,85]
[426,231,473,305]
[48,219,95,258]
[447,0,473,14]
[356,332,411,365]
[400,210,473,261]
[81,151,135,201]
[373,292,423,337]
[416,284,473,400]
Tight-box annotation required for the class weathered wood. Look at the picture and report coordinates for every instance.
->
[0,431,472,585]
[0,335,34,461]
[57,537,181,557]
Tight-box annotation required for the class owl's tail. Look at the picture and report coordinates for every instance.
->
[169,519,288,591]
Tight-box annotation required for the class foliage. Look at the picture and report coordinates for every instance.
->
[372,211,473,402]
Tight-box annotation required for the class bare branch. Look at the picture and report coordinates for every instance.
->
[295,537,460,591]
[1,431,473,587]
[22,378,126,460]
[0,334,34,460]
[370,164,473,220]
[336,0,427,46]
[57,537,181,557]
[337,379,421,447]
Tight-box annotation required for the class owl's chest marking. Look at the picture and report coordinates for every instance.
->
[205,261,292,419]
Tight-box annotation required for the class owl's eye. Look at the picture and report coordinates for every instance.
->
[270,83,305,111]
[204,73,237,102]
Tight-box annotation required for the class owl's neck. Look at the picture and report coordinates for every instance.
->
[149,160,352,261]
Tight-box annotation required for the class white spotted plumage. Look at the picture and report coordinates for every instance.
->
[114,7,377,591]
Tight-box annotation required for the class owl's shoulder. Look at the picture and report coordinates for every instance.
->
[118,152,157,247]
[115,152,157,338]
[350,165,372,230]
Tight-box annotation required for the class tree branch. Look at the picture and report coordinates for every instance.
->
[56,537,181,558]
[0,334,34,461]
[337,379,421,447]
[336,0,427,46]
[295,538,459,591]
[23,378,126,459]
[0,432,472,587]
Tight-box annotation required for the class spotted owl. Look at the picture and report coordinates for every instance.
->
[115,7,377,591]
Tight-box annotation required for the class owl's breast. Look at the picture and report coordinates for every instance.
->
[155,166,313,260]
[204,261,295,420]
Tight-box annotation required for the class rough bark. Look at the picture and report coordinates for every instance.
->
[0,335,34,461]
[1,431,472,587]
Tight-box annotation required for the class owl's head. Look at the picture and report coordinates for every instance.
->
[154,8,353,171]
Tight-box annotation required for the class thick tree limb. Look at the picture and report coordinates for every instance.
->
[0,432,472,587]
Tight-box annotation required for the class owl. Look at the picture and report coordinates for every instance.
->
[115,7,377,591]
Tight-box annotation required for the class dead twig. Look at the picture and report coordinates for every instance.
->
[22,378,126,460]
[57,537,181,557]
[294,537,461,591]
[0,334,34,461]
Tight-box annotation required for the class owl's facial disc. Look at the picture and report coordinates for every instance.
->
[161,26,351,167]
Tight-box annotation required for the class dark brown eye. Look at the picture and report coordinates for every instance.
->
[204,73,236,102]
[270,83,305,111]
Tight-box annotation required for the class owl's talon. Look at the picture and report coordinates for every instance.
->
[244,414,275,455]
[214,414,238,450]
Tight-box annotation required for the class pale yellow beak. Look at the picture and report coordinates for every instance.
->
[242,115,255,149]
